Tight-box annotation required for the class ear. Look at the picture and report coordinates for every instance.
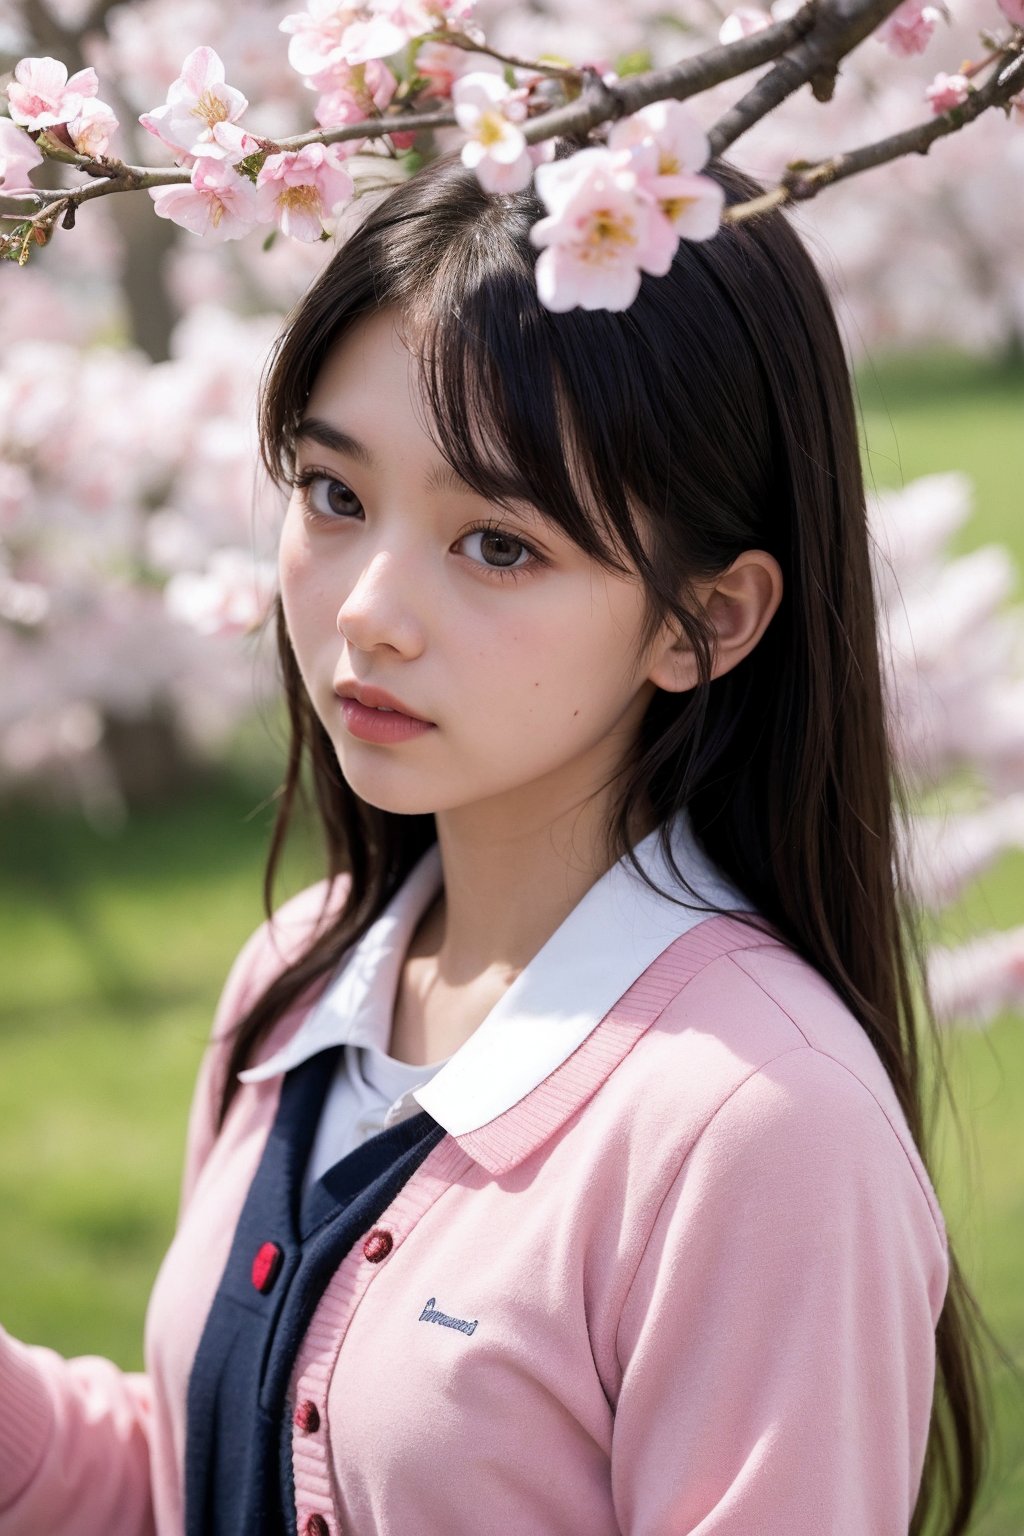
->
[645,550,784,694]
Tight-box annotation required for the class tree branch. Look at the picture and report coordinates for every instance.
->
[722,42,1024,221]
[3,0,1018,269]
[708,0,910,155]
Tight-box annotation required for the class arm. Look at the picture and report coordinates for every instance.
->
[611,1048,949,1535]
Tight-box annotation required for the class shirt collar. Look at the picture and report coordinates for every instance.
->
[240,811,752,1138]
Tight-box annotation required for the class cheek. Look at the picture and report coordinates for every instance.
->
[278,507,312,592]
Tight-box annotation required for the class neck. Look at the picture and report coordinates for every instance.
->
[422,782,651,987]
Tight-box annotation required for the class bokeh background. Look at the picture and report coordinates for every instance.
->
[1,0,1023,1528]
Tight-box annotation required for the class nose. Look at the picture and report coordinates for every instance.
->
[336,548,426,658]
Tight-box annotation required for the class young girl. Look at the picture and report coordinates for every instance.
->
[0,152,986,1535]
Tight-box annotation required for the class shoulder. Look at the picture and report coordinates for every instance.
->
[614,916,948,1255]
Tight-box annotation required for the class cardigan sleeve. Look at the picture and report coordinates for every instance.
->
[610,1046,949,1536]
[0,877,345,1536]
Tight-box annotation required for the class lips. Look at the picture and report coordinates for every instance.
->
[333,681,432,724]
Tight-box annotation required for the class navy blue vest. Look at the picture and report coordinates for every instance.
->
[184,1045,445,1536]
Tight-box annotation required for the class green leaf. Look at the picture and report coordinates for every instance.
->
[235,149,269,184]
[615,50,653,77]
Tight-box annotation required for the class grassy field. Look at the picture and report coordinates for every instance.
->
[1,352,1022,1529]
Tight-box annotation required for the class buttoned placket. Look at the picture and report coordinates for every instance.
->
[288,1134,477,1536]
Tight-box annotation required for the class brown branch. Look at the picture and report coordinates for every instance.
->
[708,0,909,154]
[520,2,820,143]
[3,0,1015,267]
[722,43,1024,222]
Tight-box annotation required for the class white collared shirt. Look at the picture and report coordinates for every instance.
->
[240,811,752,1186]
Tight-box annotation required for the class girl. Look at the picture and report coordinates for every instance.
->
[0,152,986,1535]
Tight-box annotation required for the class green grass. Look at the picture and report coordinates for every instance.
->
[1,352,1022,1526]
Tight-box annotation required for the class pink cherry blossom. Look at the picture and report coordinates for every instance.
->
[139,46,249,161]
[718,6,771,43]
[6,56,99,131]
[0,117,43,193]
[927,926,1024,1026]
[150,152,261,240]
[282,0,475,79]
[531,147,678,312]
[453,72,533,193]
[255,143,355,241]
[997,0,1024,23]
[416,38,480,97]
[875,0,944,57]
[314,58,397,127]
[66,98,120,157]
[164,548,276,637]
[608,99,723,242]
[925,70,970,113]
[280,2,366,81]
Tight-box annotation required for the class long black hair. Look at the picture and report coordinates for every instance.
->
[221,150,990,1534]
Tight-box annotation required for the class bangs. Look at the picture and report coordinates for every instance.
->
[259,153,659,584]
[405,240,642,580]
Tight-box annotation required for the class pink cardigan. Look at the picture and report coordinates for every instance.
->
[0,884,949,1535]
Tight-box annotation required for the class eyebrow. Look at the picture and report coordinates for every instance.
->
[296,416,474,497]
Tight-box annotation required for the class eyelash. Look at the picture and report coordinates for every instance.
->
[290,467,546,582]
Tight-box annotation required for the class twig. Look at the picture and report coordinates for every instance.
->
[439,30,583,82]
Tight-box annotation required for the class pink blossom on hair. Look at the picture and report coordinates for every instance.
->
[150,151,261,240]
[875,0,944,57]
[925,71,970,113]
[997,0,1024,24]
[255,143,355,241]
[453,71,533,194]
[608,99,723,242]
[6,56,99,131]
[531,146,678,313]
[313,58,397,127]
[0,116,44,193]
[139,46,248,161]
[718,6,771,43]
[67,97,120,156]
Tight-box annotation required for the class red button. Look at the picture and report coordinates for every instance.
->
[362,1228,393,1263]
[251,1241,283,1293]
[305,1516,329,1536]
[294,1400,321,1434]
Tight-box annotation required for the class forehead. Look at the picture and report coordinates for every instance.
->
[306,308,422,418]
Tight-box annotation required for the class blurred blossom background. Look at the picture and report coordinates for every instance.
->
[1,0,1023,1527]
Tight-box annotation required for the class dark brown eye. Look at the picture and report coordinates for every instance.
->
[299,473,363,519]
[465,529,528,569]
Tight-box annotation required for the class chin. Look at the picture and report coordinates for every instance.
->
[332,755,445,818]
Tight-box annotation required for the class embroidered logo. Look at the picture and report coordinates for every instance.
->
[419,1297,478,1336]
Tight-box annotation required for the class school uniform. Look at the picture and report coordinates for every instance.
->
[0,811,949,1535]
